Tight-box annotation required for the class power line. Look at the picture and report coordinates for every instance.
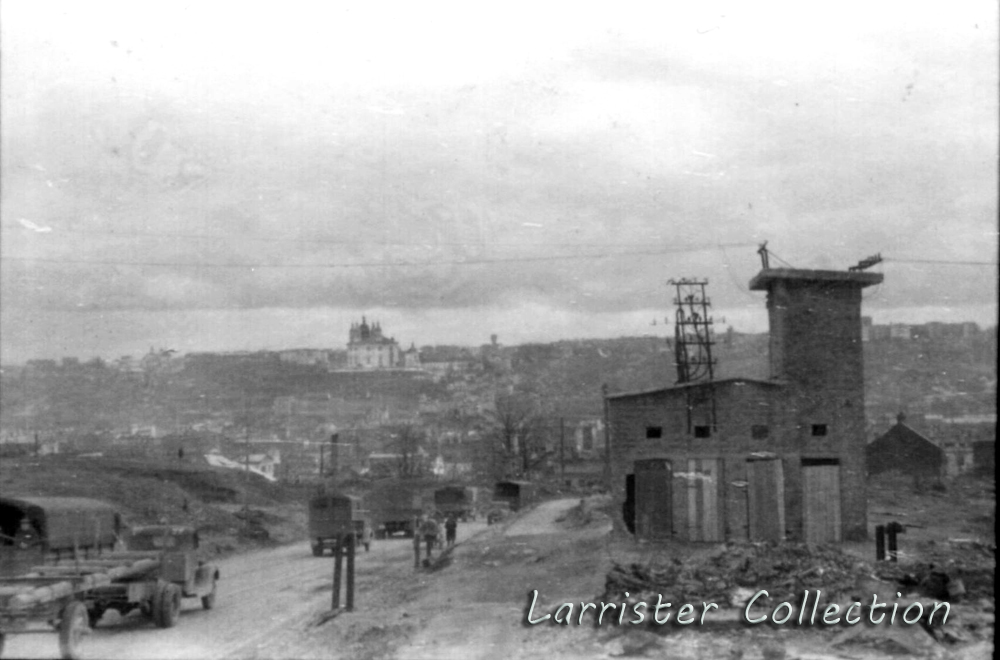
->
[2,225,748,250]
[0,242,758,270]
[884,258,998,267]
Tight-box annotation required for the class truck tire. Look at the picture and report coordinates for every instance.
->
[153,583,182,628]
[201,580,217,610]
[59,601,89,660]
[88,605,105,629]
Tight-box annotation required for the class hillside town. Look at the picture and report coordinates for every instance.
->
[2,4,996,660]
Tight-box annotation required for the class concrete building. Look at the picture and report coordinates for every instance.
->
[607,266,882,544]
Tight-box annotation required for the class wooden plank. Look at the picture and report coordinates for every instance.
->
[703,459,721,541]
[747,459,784,542]
[687,459,699,541]
[803,465,842,543]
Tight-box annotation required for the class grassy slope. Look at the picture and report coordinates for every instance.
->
[1,455,311,555]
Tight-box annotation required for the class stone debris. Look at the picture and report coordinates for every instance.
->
[604,542,873,607]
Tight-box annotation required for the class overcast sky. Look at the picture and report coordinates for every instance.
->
[2,2,997,363]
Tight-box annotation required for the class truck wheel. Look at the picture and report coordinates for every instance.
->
[59,601,90,660]
[153,583,182,628]
[201,580,217,610]
[88,606,105,629]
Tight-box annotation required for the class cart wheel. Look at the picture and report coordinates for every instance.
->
[153,583,182,628]
[201,579,217,610]
[59,600,90,660]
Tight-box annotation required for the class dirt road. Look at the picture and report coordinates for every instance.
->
[3,521,485,660]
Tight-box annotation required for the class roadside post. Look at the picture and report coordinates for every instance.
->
[331,535,342,609]
[330,532,356,612]
[413,521,420,569]
[345,533,355,611]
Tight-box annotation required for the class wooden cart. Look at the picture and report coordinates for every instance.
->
[0,558,155,660]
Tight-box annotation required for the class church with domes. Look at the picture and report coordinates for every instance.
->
[347,317,419,369]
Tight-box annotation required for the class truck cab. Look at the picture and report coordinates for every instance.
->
[126,526,219,604]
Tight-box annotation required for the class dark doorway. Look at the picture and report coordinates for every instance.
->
[623,474,636,533]
[634,459,672,539]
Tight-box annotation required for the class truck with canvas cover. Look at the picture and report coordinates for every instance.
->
[308,493,372,556]
[433,486,475,521]
[1,497,122,575]
[367,481,423,539]
[493,480,536,512]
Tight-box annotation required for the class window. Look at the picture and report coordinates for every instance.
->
[811,424,828,436]
[645,426,663,439]
[693,425,712,438]
[751,425,769,439]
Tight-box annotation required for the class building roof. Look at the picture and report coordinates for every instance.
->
[748,267,883,291]
[0,496,118,513]
[606,377,785,400]
[868,420,944,455]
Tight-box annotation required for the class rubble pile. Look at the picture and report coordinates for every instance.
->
[604,542,873,607]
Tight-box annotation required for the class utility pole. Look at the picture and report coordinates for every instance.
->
[243,393,250,514]
[559,417,565,483]
[602,384,611,489]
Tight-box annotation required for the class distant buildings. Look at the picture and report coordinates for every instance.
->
[861,317,981,342]
[278,349,330,367]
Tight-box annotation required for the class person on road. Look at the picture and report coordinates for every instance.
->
[444,516,457,547]
[419,515,439,560]
[14,519,38,550]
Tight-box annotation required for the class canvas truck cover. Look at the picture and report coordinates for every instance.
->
[433,486,470,510]
[0,496,122,552]
[308,493,368,537]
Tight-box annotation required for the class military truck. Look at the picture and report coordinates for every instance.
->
[308,493,372,556]
[0,497,122,572]
[433,486,475,522]
[367,482,423,539]
[1,498,219,660]
[85,525,220,627]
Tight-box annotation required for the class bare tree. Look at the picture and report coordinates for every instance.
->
[391,424,426,478]
[487,392,549,479]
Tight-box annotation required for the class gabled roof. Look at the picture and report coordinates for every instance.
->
[870,421,942,448]
[606,377,785,400]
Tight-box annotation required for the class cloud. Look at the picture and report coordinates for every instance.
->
[1,2,996,361]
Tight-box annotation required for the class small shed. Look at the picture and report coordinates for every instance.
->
[866,414,944,479]
[493,481,536,511]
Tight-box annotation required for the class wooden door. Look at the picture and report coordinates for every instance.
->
[634,459,672,539]
[746,457,785,542]
[686,459,723,541]
[802,463,842,543]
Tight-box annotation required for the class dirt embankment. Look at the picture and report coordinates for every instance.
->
[0,455,311,556]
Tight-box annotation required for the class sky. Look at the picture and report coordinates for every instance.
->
[1,1,997,363]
